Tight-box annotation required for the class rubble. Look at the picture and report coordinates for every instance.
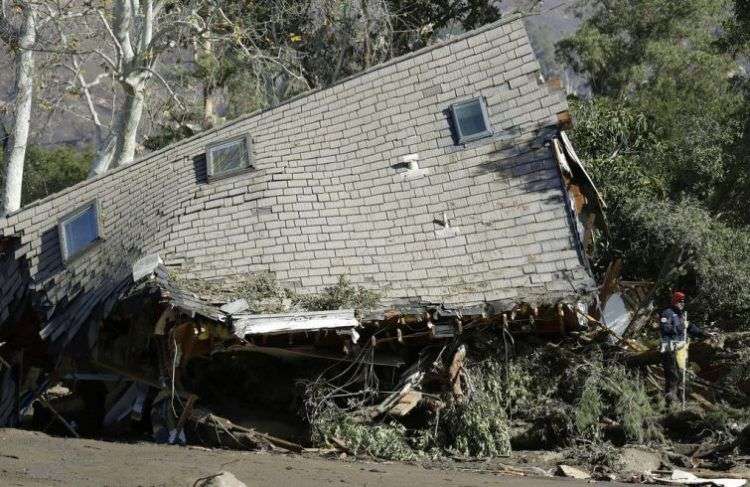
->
[647,469,747,487]
[0,15,747,484]
[1,251,749,483]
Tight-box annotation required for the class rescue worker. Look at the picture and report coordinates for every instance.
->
[659,291,710,405]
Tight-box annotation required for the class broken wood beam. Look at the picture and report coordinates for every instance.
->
[449,345,467,399]
[189,411,304,453]
[232,310,358,338]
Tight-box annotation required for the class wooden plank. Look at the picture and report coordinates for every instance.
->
[232,309,358,337]
[388,390,423,416]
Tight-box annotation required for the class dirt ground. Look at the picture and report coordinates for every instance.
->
[0,428,630,487]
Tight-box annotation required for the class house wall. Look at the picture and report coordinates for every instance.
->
[0,17,594,344]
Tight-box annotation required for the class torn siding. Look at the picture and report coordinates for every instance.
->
[0,16,595,348]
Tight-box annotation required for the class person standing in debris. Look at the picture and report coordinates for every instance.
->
[660,291,711,405]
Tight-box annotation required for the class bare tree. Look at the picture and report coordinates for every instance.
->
[80,0,208,176]
[0,0,37,214]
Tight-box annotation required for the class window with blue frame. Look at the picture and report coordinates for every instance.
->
[59,202,101,261]
[450,97,493,144]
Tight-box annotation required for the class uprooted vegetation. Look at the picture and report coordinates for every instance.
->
[171,271,381,313]
[303,346,512,460]
[297,329,749,472]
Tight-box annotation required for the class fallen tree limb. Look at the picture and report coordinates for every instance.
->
[188,410,303,453]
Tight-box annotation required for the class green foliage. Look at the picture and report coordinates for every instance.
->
[569,95,750,324]
[699,405,750,443]
[301,275,381,311]
[560,0,744,208]
[720,0,750,55]
[560,0,750,327]
[501,352,557,419]
[602,366,663,443]
[0,145,91,207]
[439,360,512,457]
[557,0,730,97]
[311,410,416,460]
[575,372,605,439]
[572,362,662,444]
[607,197,750,324]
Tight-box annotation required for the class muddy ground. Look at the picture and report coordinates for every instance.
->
[0,428,630,487]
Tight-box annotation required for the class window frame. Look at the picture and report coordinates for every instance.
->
[58,200,103,263]
[205,135,253,181]
[450,97,493,144]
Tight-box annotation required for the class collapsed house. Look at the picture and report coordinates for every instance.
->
[0,17,606,444]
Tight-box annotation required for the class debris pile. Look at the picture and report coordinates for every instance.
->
[1,253,750,484]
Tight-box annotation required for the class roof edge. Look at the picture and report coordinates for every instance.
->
[2,14,524,222]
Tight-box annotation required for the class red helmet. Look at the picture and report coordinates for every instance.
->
[672,291,686,305]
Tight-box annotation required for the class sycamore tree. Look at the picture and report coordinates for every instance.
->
[73,0,215,176]
[0,0,37,215]
[557,0,750,325]
[0,0,88,214]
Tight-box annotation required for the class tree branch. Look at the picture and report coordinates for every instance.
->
[96,8,124,66]
[93,48,117,71]
[137,65,184,109]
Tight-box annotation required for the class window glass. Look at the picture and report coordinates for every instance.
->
[452,98,492,143]
[208,138,250,177]
[61,204,100,260]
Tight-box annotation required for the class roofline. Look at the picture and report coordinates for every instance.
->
[2,14,523,221]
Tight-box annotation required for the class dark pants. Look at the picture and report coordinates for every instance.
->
[662,351,682,403]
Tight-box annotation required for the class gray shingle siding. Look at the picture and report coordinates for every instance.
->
[0,17,594,340]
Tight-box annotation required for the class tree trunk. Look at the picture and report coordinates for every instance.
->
[89,84,146,176]
[1,5,36,215]
[87,0,154,176]
[111,86,145,168]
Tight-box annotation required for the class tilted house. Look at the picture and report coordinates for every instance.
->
[0,16,598,354]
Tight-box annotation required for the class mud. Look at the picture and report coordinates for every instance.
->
[0,428,629,487]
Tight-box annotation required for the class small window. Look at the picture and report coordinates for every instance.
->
[59,202,102,261]
[206,136,252,179]
[450,97,492,144]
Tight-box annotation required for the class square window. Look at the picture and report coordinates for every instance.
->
[59,202,102,261]
[206,136,252,179]
[450,97,492,144]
